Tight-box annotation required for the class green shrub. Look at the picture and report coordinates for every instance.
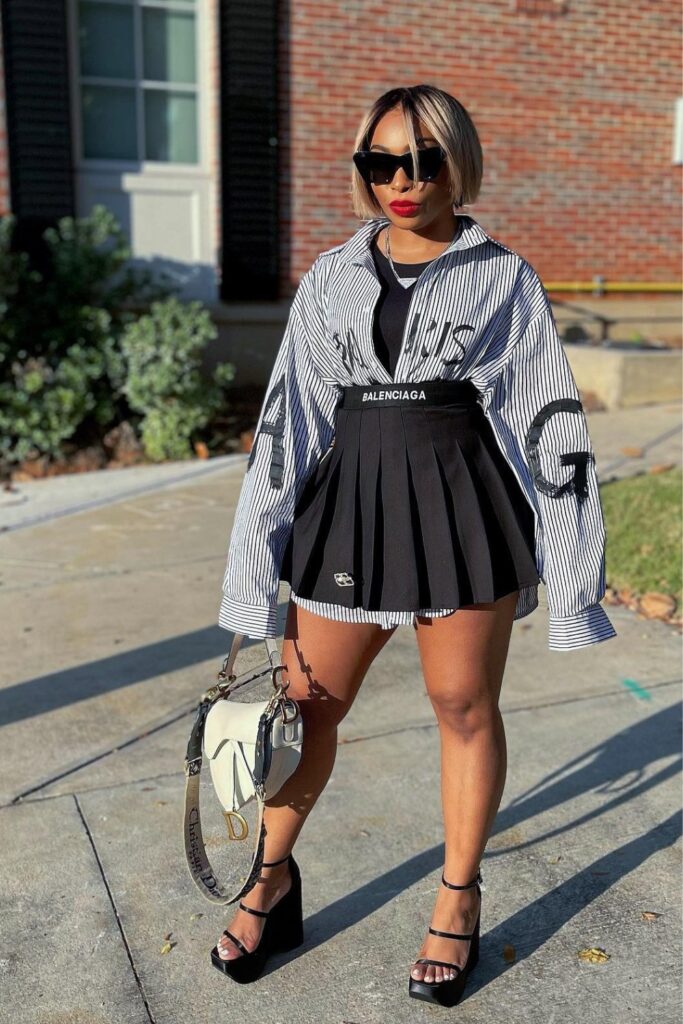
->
[0,205,172,471]
[0,345,116,465]
[0,206,234,472]
[121,296,235,461]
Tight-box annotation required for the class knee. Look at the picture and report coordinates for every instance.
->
[428,687,498,738]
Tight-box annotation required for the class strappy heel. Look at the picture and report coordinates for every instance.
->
[408,867,482,1007]
[210,853,304,984]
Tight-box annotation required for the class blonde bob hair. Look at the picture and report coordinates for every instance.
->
[350,84,483,221]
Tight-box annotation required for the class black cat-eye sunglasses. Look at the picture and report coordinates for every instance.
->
[352,145,447,185]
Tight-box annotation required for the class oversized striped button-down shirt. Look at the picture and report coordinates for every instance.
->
[219,214,617,651]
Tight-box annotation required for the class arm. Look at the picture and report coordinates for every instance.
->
[218,262,341,638]
[485,296,617,651]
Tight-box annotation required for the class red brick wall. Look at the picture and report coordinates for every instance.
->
[277,0,682,290]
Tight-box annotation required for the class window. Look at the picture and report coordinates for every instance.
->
[75,0,199,164]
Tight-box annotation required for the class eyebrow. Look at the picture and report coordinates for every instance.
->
[369,137,436,151]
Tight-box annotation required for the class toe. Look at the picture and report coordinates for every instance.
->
[217,936,238,960]
[411,963,425,982]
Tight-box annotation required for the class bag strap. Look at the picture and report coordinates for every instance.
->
[217,632,282,693]
[183,633,283,906]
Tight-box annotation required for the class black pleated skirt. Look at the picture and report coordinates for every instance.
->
[280,379,540,613]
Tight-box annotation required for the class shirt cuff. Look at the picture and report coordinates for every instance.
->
[218,593,280,639]
[548,603,617,651]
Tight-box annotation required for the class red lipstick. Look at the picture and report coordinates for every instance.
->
[389,200,420,217]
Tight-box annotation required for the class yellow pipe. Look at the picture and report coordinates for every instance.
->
[544,282,682,293]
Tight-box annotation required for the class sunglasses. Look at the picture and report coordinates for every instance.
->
[352,145,446,185]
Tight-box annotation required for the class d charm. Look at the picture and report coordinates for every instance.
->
[223,810,249,841]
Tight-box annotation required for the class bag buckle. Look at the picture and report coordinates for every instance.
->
[201,677,233,703]
[201,655,238,702]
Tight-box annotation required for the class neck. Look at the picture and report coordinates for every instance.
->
[383,213,461,262]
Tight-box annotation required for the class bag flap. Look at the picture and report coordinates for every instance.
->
[203,699,266,759]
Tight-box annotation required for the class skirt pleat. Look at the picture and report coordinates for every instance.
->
[357,406,382,607]
[440,431,497,602]
[280,388,540,613]
[402,408,468,608]
[377,407,421,607]
[467,429,540,591]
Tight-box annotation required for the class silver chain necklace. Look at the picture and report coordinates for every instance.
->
[383,222,459,287]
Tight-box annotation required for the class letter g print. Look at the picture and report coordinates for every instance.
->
[524,398,592,503]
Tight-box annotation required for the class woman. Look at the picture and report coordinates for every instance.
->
[212,84,617,1005]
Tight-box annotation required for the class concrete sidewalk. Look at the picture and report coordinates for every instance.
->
[0,403,681,1024]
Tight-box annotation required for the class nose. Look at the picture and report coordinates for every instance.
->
[390,164,413,188]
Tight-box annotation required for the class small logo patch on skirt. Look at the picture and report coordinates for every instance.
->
[333,572,355,587]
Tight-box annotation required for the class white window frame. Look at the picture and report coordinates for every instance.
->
[67,0,211,176]
[674,96,683,165]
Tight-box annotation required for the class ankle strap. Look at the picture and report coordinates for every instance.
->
[262,853,290,867]
[441,868,482,890]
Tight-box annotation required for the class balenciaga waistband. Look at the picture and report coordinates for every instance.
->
[339,379,483,410]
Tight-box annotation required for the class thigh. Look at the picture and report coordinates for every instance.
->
[280,599,396,725]
[414,591,519,707]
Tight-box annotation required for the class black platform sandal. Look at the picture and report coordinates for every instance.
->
[210,853,304,984]
[408,868,482,1008]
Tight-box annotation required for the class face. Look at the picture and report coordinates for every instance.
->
[367,107,457,229]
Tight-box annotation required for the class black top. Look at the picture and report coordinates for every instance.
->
[370,231,454,379]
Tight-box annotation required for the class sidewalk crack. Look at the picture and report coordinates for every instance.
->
[73,794,157,1024]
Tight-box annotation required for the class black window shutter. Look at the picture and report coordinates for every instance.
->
[219,0,279,301]
[1,0,74,255]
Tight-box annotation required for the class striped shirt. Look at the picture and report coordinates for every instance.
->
[219,214,617,651]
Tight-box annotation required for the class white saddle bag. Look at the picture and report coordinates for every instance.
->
[183,633,303,906]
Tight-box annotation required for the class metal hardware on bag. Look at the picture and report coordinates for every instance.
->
[223,810,249,841]
[280,698,298,725]
[261,661,289,715]
[201,678,232,703]
[184,756,201,776]
[272,662,289,692]
[217,654,236,684]
[265,685,297,724]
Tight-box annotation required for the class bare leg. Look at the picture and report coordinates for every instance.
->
[216,600,396,961]
[409,591,518,985]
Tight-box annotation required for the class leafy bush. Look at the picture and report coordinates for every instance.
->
[0,205,236,475]
[121,296,235,461]
[0,346,117,465]
[0,205,172,472]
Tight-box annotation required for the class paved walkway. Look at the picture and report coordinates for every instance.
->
[0,402,680,1023]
